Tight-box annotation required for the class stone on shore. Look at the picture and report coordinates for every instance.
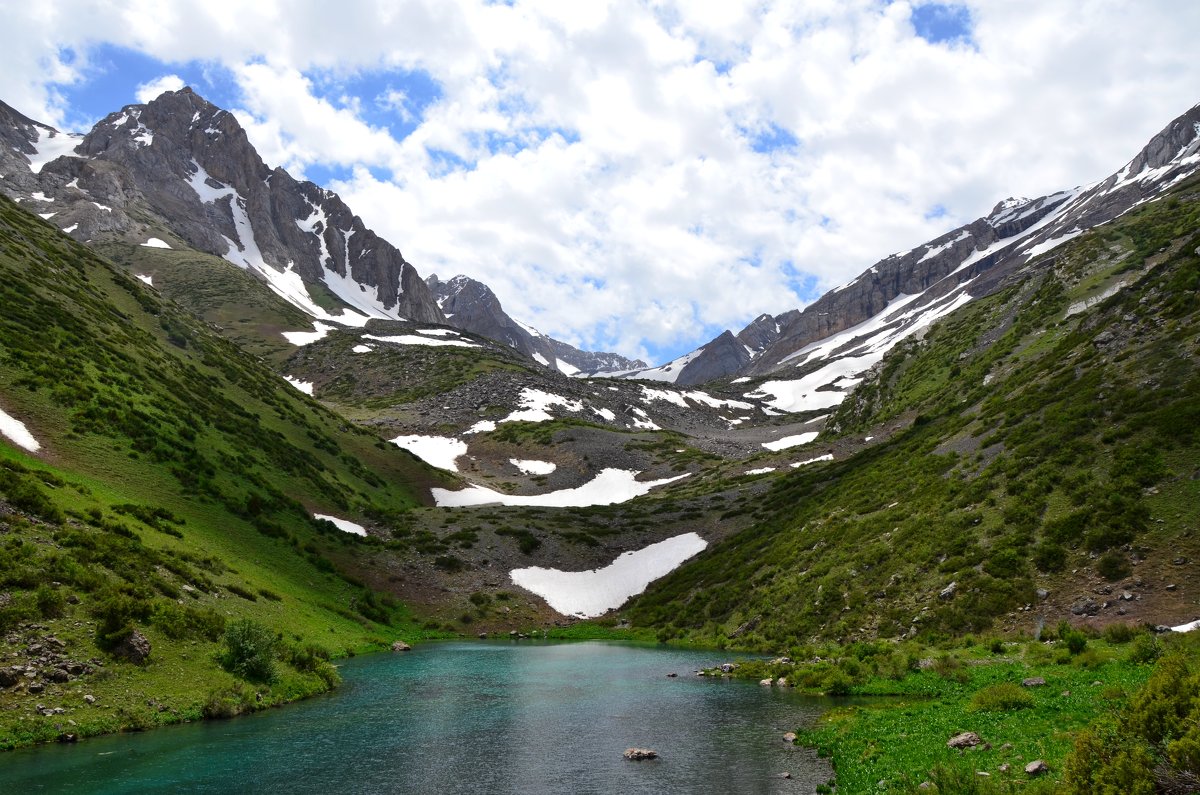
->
[391,641,411,652]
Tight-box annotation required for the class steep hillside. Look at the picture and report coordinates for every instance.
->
[627,173,1200,648]
[0,195,455,745]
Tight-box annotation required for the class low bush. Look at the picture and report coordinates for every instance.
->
[969,682,1036,712]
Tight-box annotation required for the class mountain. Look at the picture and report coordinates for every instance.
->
[0,90,443,326]
[0,88,641,375]
[426,273,646,375]
[620,102,1200,391]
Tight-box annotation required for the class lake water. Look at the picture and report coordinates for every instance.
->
[0,640,833,794]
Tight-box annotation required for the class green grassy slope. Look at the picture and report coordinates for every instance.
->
[0,196,450,747]
[627,177,1200,650]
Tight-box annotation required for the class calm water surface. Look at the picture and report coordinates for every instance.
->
[0,640,833,794]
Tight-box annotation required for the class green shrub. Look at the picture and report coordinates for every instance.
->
[219,619,279,683]
[1064,629,1088,655]
[1097,550,1132,581]
[824,670,852,696]
[1128,633,1160,664]
[969,682,1036,712]
[1103,623,1138,644]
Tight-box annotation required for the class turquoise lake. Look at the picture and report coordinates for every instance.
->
[0,641,834,793]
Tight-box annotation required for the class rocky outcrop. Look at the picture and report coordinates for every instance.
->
[426,273,646,374]
[113,630,152,664]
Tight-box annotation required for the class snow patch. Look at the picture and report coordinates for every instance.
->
[140,238,172,249]
[0,407,40,452]
[26,128,82,174]
[1170,619,1200,633]
[510,459,556,476]
[744,467,775,475]
[135,274,153,286]
[363,333,478,349]
[762,432,818,451]
[283,376,313,395]
[465,420,497,434]
[391,435,468,472]
[510,532,707,618]
[351,344,373,354]
[432,469,688,508]
[281,322,336,346]
[313,514,367,537]
[61,224,78,234]
[791,454,834,468]
[500,388,583,424]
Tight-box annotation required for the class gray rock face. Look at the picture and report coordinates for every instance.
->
[426,273,646,374]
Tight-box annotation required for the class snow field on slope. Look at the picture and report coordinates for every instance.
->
[431,469,688,508]
[281,322,335,346]
[0,407,40,452]
[391,435,469,472]
[363,333,479,349]
[510,532,708,617]
[510,459,556,475]
[140,238,172,249]
[762,432,818,451]
[312,514,367,537]
[283,375,313,395]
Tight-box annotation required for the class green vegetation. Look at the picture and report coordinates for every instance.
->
[0,197,431,748]
[628,179,1200,650]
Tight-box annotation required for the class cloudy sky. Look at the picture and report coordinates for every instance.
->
[3,1,1199,364]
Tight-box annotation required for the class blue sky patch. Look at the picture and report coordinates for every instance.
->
[308,67,442,142]
[51,44,239,129]
[909,3,975,47]
[748,122,799,154]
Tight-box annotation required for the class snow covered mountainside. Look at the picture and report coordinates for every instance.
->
[616,103,1200,405]
[0,88,640,375]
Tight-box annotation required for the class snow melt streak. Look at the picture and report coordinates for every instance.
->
[511,532,707,617]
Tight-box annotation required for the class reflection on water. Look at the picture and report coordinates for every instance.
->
[0,641,833,794]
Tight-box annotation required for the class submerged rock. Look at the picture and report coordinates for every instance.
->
[391,641,412,652]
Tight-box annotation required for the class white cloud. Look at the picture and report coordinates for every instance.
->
[134,73,185,103]
[2,1,1200,362]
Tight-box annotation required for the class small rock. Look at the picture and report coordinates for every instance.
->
[83,694,96,705]
[918,782,934,791]
[776,677,789,687]
[1173,557,1189,566]
[783,732,797,743]
[1021,677,1046,688]
[28,682,44,694]
[1061,690,1071,697]
[666,672,677,678]
[777,772,791,779]
[390,641,411,652]
[976,771,990,777]
[720,663,737,673]
[759,678,773,686]
[1036,588,1049,600]
[998,763,1010,773]
[1025,760,1049,776]
[1000,742,1014,751]
[939,581,958,600]
[623,748,658,761]
[948,731,983,749]
[1166,584,1178,591]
